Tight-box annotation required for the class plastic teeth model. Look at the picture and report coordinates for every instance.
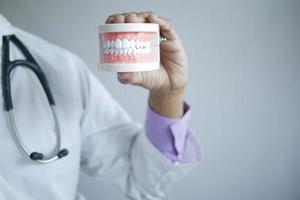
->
[98,23,160,72]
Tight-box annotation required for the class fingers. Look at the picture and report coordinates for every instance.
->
[125,13,147,23]
[105,12,178,41]
[147,14,178,41]
[105,12,151,24]
[137,11,154,20]
[105,11,177,42]
[105,14,118,23]
[105,14,125,23]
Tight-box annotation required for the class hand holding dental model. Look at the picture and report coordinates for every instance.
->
[103,12,188,118]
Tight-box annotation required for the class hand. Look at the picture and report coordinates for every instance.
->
[105,12,188,117]
[105,12,188,94]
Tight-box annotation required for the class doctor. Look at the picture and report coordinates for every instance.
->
[0,12,201,200]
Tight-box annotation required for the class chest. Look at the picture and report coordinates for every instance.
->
[0,64,82,185]
[0,32,85,199]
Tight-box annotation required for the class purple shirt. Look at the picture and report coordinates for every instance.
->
[145,102,201,163]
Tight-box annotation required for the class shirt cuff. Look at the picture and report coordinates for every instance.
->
[145,102,195,163]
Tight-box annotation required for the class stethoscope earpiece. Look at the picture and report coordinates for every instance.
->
[58,149,69,158]
[30,152,44,160]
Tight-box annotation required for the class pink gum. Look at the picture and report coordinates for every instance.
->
[102,32,154,41]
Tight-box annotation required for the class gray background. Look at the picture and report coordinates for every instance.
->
[1,0,299,199]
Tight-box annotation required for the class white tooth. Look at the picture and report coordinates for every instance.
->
[138,40,143,48]
[111,40,115,48]
[115,39,122,49]
[114,49,118,55]
[128,47,133,55]
[107,40,111,48]
[145,48,151,54]
[144,41,150,48]
[137,48,142,54]
[138,48,142,54]
[133,47,138,55]
[130,40,136,48]
[122,39,129,49]
[123,48,128,55]
[136,40,140,48]
[109,48,114,54]
[141,41,146,48]
[119,49,124,55]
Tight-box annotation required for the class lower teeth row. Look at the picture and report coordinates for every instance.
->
[104,47,151,55]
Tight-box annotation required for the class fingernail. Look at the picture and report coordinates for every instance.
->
[118,75,127,80]
[118,74,128,81]
[118,77,129,84]
[107,17,114,22]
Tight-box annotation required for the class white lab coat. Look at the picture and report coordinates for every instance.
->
[0,15,201,200]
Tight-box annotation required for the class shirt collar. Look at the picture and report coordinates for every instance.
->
[0,14,15,47]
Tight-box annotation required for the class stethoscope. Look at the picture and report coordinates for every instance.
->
[1,34,69,163]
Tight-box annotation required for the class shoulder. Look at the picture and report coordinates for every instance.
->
[13,27,96,90]
[12,27,105,105]
[14,27,85,74]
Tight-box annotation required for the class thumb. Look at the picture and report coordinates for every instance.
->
[117,72,144,86]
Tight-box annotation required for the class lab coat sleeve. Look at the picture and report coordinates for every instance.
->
[75,56,201,199]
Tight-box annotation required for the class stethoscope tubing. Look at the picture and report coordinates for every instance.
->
[1,34,68,163]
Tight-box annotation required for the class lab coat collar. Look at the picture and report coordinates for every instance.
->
[0,14,15,47]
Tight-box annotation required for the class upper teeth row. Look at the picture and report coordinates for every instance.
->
[103,39,151,49]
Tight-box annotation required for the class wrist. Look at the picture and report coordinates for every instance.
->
[150,85,186,97]
[149,86,186,118]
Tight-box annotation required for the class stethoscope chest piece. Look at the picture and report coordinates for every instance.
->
[1,34,69,163]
